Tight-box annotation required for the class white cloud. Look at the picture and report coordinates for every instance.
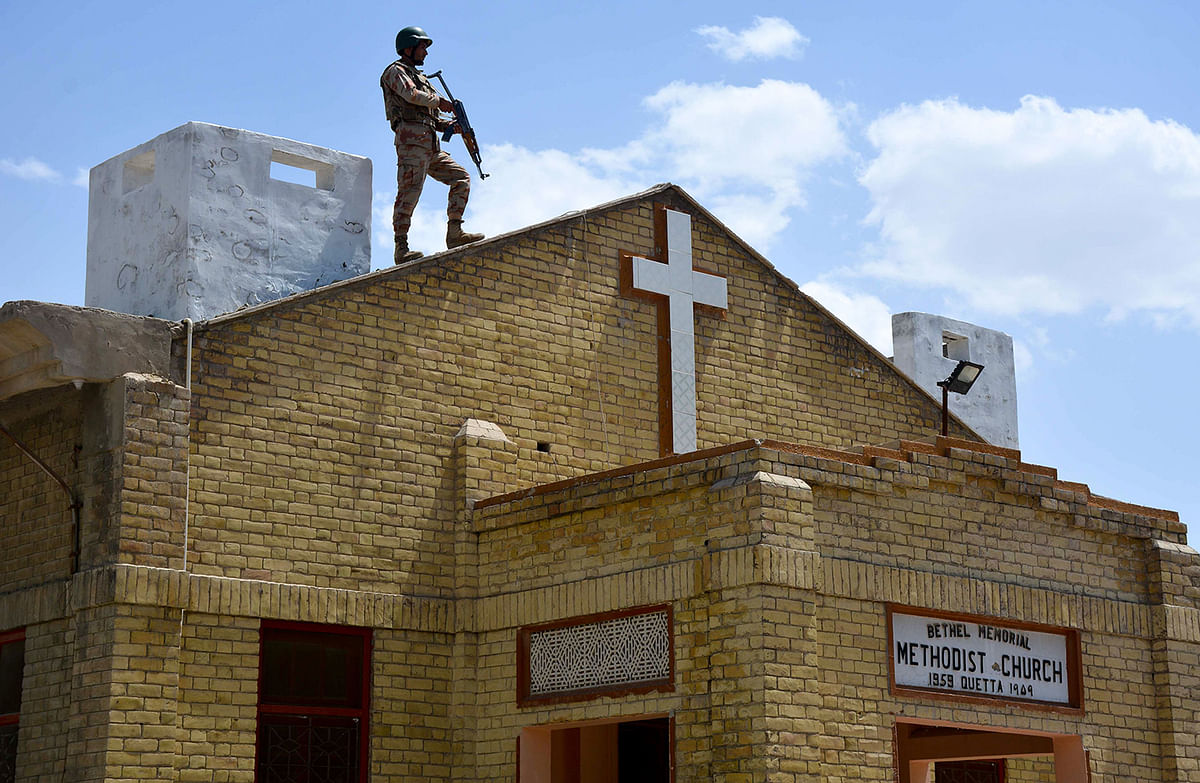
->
[704,191,798,251]
[371,144,641,266]
[462,144,641,236]
[1012,339,1034,376]
[372,190,446,266]
[799,280,894,354]
[0,157,61,183]
[373,80,847,263]
[696,17,808,62]
[73,168,90,188]
[586,80,848,249]
[372,78,847,263]
[641,80,847,194]
[859,95,1200,327]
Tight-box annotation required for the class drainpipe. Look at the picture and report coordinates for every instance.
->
[0,421,83,573]
[181,318,193,571]
[176,318,195,653]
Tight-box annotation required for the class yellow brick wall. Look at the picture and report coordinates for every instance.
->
[62,603,118,783]
[175,612,257,783]
[102,604,182,782]
[2,192,1196,781]
[460,441,1197,781]
[1005,758,1056,781]
[1156,636,1200,782]
[185,194,968,594]
[806,596,1165,780]
[1,439,1194,780]
[371,629,456,778]
[0,386,81,592]
[15,618,72,783]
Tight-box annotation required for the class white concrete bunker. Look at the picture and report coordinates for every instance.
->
[85,122,371,321]
[891,311,1019,449]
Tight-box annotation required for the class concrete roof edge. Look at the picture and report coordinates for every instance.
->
[0,301,179,401]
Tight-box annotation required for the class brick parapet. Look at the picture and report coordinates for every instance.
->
[466,438,1197,643]
[1147,539,1200,609]
[474,437,1182,543]
[0,371,190,605]
[474,439,1185,586]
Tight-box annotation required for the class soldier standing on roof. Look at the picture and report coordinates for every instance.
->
[382,26,484,263]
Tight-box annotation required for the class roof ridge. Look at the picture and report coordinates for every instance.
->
[196,183,680,330]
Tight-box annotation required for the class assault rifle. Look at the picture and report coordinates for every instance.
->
[428,70,489,180]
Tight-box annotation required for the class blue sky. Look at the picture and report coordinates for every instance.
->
[2,1,1197,543]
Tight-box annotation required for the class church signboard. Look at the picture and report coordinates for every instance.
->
[888,606,1083,711]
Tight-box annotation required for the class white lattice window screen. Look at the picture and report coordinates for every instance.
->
[527,610,670,696]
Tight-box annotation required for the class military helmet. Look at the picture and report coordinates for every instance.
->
[395,26,433,54]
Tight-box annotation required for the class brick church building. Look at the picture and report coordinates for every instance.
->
[0,125,1197,782]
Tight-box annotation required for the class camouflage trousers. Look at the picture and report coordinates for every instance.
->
[392,123,470,242]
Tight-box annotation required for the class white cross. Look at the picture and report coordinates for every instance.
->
[629,209,728,453]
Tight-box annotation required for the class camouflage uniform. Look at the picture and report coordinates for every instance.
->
[380,59,470,244]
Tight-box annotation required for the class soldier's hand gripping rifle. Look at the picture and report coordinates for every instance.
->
[428,70,489,180]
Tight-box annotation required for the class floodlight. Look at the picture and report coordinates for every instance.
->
[938,360,985,436]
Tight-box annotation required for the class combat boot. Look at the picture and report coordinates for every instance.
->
[446,220,484,249]
[394,238,422,264]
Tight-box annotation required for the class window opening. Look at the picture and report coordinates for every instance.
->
[257,622,370,783]
[0,629,25,783]
[942,332,970,361]
[270,150,335,190]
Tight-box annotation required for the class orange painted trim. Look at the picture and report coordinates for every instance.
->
[1018,463,1058,479]
[256,620,372,783]
[1055,480,1091,494]
[895,439,943,456]
[0,628,24,724]
[863,446,908,461]
[886,604,1085,715]
[516,604,675,708]
[935,435,1022,461]
[1087,494,1179,522]
[619,249,675,456]
[669,712,677,783]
